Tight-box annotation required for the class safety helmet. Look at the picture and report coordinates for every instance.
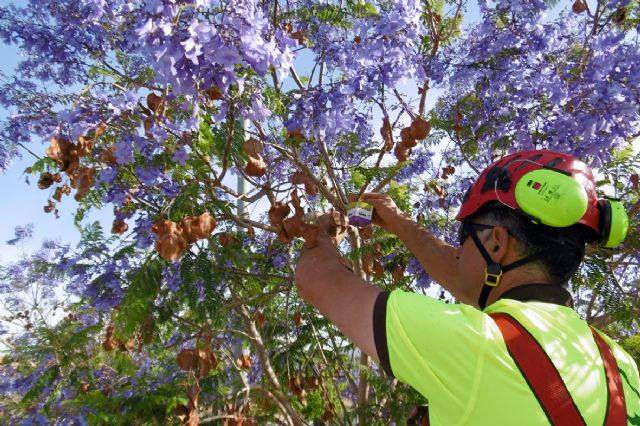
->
[456,150,629,249]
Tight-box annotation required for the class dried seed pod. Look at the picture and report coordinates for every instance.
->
[394,143,411,162]
[380,116,394,152]
[73,167,96,201]
[181,212,217,242]
[147,93,165,115]
[301,223,320,248]
[46,136,80,175]
[94,122,108,138]
[243,137,264,157]
[304,181,319,196]
[177,348,217,377]
[392,264,406,282]
[409,117,431,140]
[44,199,56,213]
[37,172,61,189]
[290,30,305,45]
[152,220,188,262]
[358,225,374,240]
[253,310,265,328]
[111,219,128,235]
[282,215,305,239]
[237,353,252,369]
[288,129,305,142]
[101,146,117,165]
[400,127,417,148]
[291,170,307,185]
[53,185,72,202]
[218,233,238,247]
[245,155,267,177]
[268,202,291,226]
[205,86,223,100]
[572,0,587,13]
[77,135,94,156]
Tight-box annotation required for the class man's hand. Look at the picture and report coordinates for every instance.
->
[358,192,409,236]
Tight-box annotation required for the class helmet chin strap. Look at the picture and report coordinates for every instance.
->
[465,224,546,309]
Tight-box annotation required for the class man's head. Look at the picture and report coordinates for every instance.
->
[466,203,593,283]
[455,150,629,308]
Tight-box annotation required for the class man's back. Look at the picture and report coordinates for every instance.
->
[374,291,640,425]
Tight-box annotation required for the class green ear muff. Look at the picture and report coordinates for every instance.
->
[514,169,589,227]
[599,199,629,249]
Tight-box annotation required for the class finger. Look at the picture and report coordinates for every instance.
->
[361,192,384,199]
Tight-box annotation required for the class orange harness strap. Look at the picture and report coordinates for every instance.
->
[490,312,626,425]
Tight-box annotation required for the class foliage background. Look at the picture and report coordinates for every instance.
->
[0,0,639,424]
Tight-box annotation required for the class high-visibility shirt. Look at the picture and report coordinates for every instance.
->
[373,290,640,425]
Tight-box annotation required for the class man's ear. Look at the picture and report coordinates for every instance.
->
[488,226,511,262]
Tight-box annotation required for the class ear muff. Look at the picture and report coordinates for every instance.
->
[514,168,589,227]
[598,199,629,249]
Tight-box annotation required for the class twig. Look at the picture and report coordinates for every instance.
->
[237,304,305,426]
[270,143,345,212]
[289,66,305,91]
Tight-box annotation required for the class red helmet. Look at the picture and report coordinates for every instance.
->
[456,150,600,235]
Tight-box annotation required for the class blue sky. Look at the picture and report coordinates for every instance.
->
[0,0,111,263]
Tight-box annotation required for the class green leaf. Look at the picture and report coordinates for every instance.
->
[22,365,60,404]
[28,157,57,174]
[114,259,162,340]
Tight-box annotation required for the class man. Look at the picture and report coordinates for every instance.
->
[295,150,640,425]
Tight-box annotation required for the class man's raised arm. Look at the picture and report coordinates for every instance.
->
[294,233,382,362]
[360,193,474,305]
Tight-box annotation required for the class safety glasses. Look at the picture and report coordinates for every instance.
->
[457,222,495,246]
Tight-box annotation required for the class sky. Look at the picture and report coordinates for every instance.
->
[0,27,111,266]
[0,0,90,264]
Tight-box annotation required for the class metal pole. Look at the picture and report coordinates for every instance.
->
[237,119,249,224]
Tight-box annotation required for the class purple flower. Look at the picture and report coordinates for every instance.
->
[136,165,163,185]
[6,223,34,245]
[172,145,191,165]
[114,139,134,165]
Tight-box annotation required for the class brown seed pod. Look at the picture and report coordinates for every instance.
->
[301,223,320,248]
[53,185,72,202]
[290,30,305,45]
[245,155,267,177]
[205,86,224,100]
[237,353,252,369]
[400,127,417,148]
[152,220,188,262]
[73,167,96,201]
[380,117,394,152]
[176,348,217,377]
[94,122,108,138]
[77,136,94,156]
[572,0,587,13]
[111,219,128,235]
[218,233,238,247]
[243,138,264,157]
[409,118,431,140]
[288,129,305,142]
[146,93,165,115]
[394,143,411,162]
[101,146,118,165]
[46,136,80,175]
[180,212,217,242]
[268,201,291,226]
[37,172,62,190]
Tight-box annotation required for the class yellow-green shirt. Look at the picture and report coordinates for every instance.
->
[372,290,640,425]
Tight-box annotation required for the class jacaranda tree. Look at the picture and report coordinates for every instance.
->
[0,0,639,424]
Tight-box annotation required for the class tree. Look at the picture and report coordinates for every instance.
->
[0,0,638,424]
